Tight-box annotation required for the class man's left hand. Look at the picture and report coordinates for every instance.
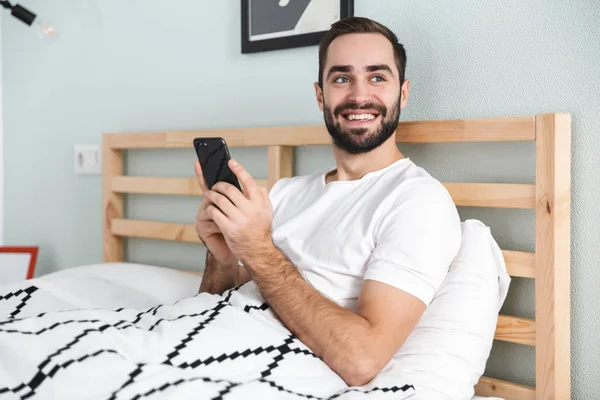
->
[203,159,274,266]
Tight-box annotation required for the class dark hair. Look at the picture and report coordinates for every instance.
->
[318,17,407,88]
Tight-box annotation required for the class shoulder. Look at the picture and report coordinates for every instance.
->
[379,160,455,211]
[373,161,460,239]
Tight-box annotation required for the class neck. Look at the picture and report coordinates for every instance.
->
[325,136,405,184]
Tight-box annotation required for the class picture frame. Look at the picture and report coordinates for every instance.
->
[241,0,354,54]
[0,246,38,284]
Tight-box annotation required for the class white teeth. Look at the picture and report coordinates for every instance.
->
[347,113,375,121]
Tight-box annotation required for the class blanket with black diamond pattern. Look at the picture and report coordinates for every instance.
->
[0,280,416,400]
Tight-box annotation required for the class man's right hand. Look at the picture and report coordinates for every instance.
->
[194,161,237,267]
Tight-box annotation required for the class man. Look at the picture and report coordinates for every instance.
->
[194,17,461,387]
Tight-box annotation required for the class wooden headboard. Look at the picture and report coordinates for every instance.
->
[102,113,571,400]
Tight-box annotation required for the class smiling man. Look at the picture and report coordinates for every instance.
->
[195,17,461,389]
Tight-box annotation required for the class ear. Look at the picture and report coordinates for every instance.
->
[400,79,410,110]
[314,82,324,112]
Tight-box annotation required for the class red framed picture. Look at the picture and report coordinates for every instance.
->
[0,246,39,284]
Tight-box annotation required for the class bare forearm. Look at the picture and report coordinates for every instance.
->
[199,251,238,295]
[245,246,376,384]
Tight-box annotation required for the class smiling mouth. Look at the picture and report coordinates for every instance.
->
[341,112,380,122]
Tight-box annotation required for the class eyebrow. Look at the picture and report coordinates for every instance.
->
[326,64,395,80]
[326,65,352,79]
[366,64,394,76]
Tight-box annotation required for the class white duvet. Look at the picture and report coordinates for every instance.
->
[0,275,422,400]
[0,270,504,400]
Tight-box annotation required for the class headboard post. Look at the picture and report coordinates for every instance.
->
[534,113,571,400]
[268,146,293,189]
[102,134,124,262]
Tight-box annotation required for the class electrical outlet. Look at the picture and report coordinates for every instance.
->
[74,145,101,175]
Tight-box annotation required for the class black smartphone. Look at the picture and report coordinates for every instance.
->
[193,137,241,191]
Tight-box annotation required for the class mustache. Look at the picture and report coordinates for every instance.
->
[333,102,387,118]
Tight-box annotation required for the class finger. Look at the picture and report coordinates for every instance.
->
[212,182,247,208]
[229,159,259,199]
[194,161,209,193]
[205,190,243,221]
[260,186,270,203]
[207,204,235,233]
[195,222,220,245]
[197,202,216,223]
[202,220,221,235]
[197,194,213,216]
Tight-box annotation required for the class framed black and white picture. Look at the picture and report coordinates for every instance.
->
[241,0,354,54]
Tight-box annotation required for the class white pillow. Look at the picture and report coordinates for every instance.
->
[39,262,202,308]
[391,219,511,399]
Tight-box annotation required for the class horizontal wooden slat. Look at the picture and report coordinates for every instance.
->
[112,218,532,278]
[113,177,202,196]
[181,270,204,277]
[105,116,535,149]
[475,376,535,400]
[111,219,202,244]
[112,219,533,277]
[106,126,329,149]
[503,250,535,279]
[495,315,536,346]
[444,183,535,208]
[112,176,269,196]
[398,116,535,143]
[115,179,535,209]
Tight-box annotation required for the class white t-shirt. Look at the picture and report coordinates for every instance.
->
[268,158,462,312]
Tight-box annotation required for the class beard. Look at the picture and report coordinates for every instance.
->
[323,98,401,154]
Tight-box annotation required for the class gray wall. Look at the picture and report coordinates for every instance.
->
[3,0,598,397]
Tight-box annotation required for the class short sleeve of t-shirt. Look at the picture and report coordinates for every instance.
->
[364,179,461,306]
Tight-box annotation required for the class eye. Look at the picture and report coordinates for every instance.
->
[370,75,386,82]
[333,76,350,84]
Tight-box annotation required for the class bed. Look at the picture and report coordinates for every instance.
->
[0,113,571,399]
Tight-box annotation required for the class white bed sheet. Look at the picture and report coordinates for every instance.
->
[39,262,202,308]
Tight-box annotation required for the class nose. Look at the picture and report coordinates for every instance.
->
[348,79,371,105]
